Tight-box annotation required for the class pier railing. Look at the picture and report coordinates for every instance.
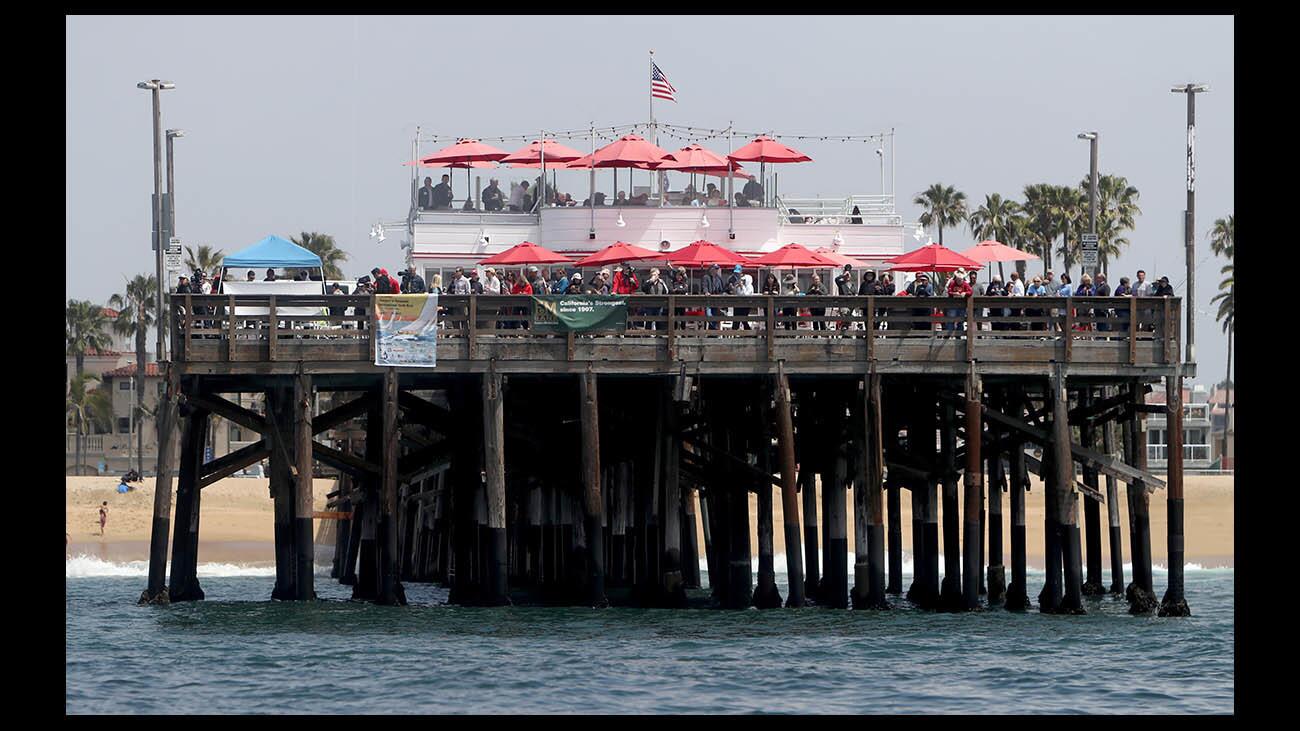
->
[169,294,1179,371]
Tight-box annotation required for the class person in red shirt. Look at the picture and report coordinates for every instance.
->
[611,264,639,295]
[945,268,973,331]
[502,270,532,330]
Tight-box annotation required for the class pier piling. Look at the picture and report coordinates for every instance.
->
[940,400,962,609]
[1159,375,1191,617]
[140,366,179,605]
[168,404,208,602]
[579,369,607,607]
[1103,391,1125,595]
[1081,388,1105,596]
[481,367,508,606]
[1004,424,1030,611]
[962,372,982,611]
[1053,372,1085,614]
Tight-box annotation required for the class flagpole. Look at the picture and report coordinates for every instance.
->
[727,121,735,239]
[650,49,659,206]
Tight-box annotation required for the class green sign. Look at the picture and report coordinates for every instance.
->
[532,295,628,332]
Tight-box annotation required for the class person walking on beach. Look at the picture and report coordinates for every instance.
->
[98,501,108,536]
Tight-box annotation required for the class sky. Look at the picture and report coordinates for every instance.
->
[65,14,1234,384]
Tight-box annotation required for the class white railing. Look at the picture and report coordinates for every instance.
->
[775,195,901,225]
[1146,444,1213,462]
[66,434,104,453]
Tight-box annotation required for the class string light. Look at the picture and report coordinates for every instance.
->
[417,122,895,148]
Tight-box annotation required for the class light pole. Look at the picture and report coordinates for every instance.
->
[128,361,137,474]
[137,80,175,363]
[1077,132,1098,277]
[166,129,185,288]
[1171,83,1208,365]
[876,146,885,196]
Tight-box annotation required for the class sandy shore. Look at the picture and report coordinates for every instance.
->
[66,476,336,564]
[67,473,1232,568]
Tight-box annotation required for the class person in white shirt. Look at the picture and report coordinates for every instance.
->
[483,268,503,295]
[1133,269,1152,297]
[1008,271,1026,296]
[508,182,525,212]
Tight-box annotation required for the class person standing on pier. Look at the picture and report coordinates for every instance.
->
[482,178,505,212]
[701,264,725,330]
[549,268,569,294]
[1134,270,1152,297]
[483,268,502,295]
[417,177,436,210]
[431,174,454,210]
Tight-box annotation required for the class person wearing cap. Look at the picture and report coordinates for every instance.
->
[701,264,725,330]
[595,269,612,295]
[835,264,855,296]
[528,266,548,299]
[906,273,934,330]
[468,268,483,295]
[985,274,1008,331]
[944,268,973,332]
[611,264,638,296]
[1153,276,1174,297]
[730,265,754,330]
[640,267,669,329]
[780,272,801,330]
[565,271,585,295]
[483,267,502,295]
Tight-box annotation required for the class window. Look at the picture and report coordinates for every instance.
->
[117,418,130,434]
[119,380,131,390]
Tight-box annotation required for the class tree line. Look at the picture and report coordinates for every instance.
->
[913,175,1141,280]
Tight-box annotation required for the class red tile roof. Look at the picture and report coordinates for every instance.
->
[100,307,120,318]
[79,349,123,357]
[103,363,161,378]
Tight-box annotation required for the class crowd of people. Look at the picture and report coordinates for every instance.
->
[416,175,772,212]
[174,257,1177,338]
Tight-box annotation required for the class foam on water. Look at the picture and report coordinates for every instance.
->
[66,554,278,579]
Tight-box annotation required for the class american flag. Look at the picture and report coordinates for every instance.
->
[651,62,676,102]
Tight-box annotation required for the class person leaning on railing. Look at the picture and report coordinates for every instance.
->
[807,273,828,332]
[1024,276,1047,332]
[1113,276,1133,332]
[985,276,1008,331]
[944,268,972,332]
[1094,272,1112,334]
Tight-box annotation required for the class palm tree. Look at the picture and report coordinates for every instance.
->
[1209,214,1234,467]
[184,244,225,275]
[1080,174,1142,274]
[913,184,968,246]
[109,274,157,474]
[67,300,112,476]
[1050,185,1087,279]
[67,374,111,475]
[291,231,349,280]
[1021,183,1057,271]
[968,193,1024,280]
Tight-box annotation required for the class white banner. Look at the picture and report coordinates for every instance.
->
[221,280,326,316]
[375,294,440,367]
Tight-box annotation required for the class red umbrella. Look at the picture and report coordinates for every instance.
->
[416,139,509,205]
[419,138,509,165]
[666,240,749,267]
[728,135,813,164]
[959,240,1040,264]
[590,134,671,168]
[751,243,827,268]
[812,248,871,268]
[404,159,496,168]
[884,243,981,272]
[478,241,571,265]
[498,139,585,166]
[572,241,662,268]
[657,143,730,170]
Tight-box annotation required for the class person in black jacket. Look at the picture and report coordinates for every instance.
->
[399,268,427,294]
[417,177,436,210]
[701,264,725,330]
[431,175,454,209]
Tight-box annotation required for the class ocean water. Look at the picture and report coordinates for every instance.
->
[66,555,1233,714]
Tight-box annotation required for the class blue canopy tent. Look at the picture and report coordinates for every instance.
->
[223,235,324,270]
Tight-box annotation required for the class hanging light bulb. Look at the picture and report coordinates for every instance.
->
[700,213,710,228]
[832,231,844,248]
[616,212,626,227]
[913,225,926,242]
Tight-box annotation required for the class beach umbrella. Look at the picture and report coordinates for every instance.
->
[573,134,673,203]
[498,139,585,166]
[811,248,871,268]
[666,240,749,267]
[884,243,981,273]
[751,243,827,268]
[727,135,813,206]
[419,138,510,203]
[478,241,571,266]
[960,239,1040,281]
[572,241,662,268]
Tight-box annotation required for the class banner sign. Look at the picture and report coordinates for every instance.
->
[376,294,440,367]
[221,280,327,317]
[532,295,627,332]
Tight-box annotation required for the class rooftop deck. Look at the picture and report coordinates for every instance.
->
[171,294,1184,379]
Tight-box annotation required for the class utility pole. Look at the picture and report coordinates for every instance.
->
[1172,83,1208,365]
[166,129,185,288]
[1077,132,1098,278]
[138,80,174,363]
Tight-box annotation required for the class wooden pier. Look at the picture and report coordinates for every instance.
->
[139,293,1192,615]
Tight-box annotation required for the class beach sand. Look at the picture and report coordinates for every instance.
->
[66,473,1232,569]
[66,476,336,565]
